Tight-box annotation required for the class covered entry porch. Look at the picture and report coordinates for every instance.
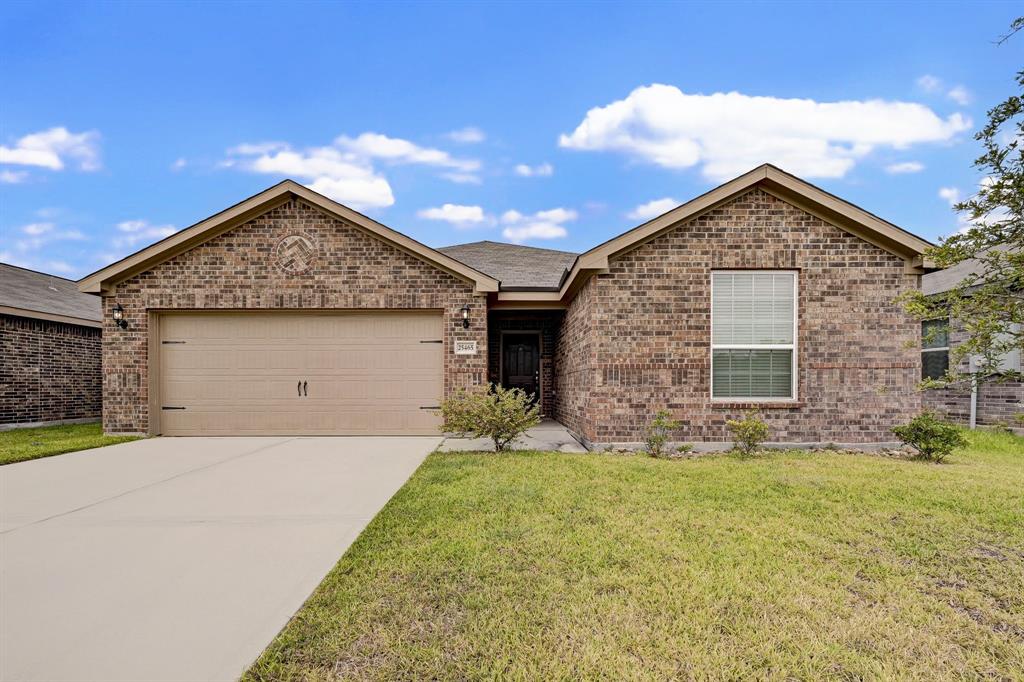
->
[486,309,564,417]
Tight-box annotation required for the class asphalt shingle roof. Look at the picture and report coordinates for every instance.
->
[0,263,102,322]
[438,241,578,291]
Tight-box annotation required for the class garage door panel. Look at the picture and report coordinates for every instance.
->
[159,312,443,436]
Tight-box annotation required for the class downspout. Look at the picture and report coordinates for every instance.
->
[968,355,978,429]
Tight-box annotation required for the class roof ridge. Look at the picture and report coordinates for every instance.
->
[439,240,579,255]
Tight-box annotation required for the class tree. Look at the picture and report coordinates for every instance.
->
[900,17,1024,388]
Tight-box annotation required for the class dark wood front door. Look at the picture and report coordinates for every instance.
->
[502,333,540,402]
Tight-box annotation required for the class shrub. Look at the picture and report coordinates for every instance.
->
[645,409,681,458]
[726,410,769,457]
[891,411,967,463]
[440,383,541,452]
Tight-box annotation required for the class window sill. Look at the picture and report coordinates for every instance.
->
[709,400,805,410]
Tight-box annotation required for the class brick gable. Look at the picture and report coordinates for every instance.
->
[102,198,485,433]
[555,188,921,445]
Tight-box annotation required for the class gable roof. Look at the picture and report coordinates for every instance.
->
[492,164,935,304]
[78,180,499,295]
[1,263,102,327]
[78,165,933,303]
[438,241,578,291]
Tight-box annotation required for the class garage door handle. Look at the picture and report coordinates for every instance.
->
[303,381,308,397]
[297,381,302,397]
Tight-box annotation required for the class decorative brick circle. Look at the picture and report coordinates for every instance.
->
[274,234,317,274]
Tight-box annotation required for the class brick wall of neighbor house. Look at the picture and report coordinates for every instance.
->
[922,325,1024,426]
[555,188,922,446]
[487,310,564,415]
[0,314,102,426]
[102,198,486,434]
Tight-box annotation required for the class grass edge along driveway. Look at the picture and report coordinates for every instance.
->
[0,422,140,465]
[245,429,1024,681]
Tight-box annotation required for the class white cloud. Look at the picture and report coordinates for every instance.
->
[224,132,481,208]
[44,260,75,275]
[171,157,187,171]
[558,84,971,181]
[0,127,101,171]
[0,169,27,183]
[417,203,491,229]
[917,75,971,106]
[113,219,178,249]
[916,75,942,93]
[336,133,480,173]
[446,127,486,143]
[885,161,925,174]
[440,171,483,185]
[22,222,52,236]
[501,207,576,243]
[514,162,554,177]
[938,186,961,206]
[227,145,394,208]
[947,86,971,106]
[627,197,679,221]
[13,222,86,252]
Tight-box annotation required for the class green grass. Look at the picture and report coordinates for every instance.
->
[247,430,1024,681]
[0,422,141,465]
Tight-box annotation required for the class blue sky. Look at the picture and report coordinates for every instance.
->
[0,1,1020,278]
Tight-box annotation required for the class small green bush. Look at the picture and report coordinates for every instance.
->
[726,410,769,457]
[891,411,967,463]
[440,383,541,452]
[676,443,695,455]
[645,409,681,457]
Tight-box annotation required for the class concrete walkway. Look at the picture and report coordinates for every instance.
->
[438,418,587,452]
[0,436,437,682]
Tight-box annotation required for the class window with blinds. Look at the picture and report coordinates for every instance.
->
[711,271,797,399]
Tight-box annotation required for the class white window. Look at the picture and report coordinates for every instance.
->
[921,319,950,380]
[711,271,797,399]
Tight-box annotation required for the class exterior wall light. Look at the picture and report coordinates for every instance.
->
[460,304,471,329]
[112,303,128,329]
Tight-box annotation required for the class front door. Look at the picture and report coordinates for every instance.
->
[502,333,540,402]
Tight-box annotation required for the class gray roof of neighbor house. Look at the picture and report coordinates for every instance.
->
[922,259,982,296]
[0,263,102,325]
[437,241,579,291]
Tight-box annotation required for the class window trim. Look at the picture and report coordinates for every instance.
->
[710,270,799,402]
[921,318,950,381]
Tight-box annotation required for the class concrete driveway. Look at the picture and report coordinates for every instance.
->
[0,436,438,682]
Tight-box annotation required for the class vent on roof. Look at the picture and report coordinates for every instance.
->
[47,278,59,292]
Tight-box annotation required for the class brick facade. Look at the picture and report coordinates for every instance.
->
[487,310,564,415]
[553,188,921,446]
[102,198,486,434]
[1,314,102,426]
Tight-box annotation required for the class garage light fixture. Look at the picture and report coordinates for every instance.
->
[461,304,471,329]
[112,303,128,329]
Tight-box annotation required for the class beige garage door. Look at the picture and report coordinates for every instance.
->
[159,312,443,436]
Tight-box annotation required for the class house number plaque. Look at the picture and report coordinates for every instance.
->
[454,340,477,355]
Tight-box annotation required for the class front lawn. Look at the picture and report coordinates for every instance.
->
[247,430,1024,680]
[0,422,141,465]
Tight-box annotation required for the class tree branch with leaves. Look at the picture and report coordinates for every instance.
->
[900,18,1024,388]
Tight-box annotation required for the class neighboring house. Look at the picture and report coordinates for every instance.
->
[78,164,932,447]
[920,259,1023,428]
[1,263,103,429]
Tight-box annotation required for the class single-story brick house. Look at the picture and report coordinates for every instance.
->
[920,258,1023,428]
[1,263,103,429]
[78,164,934,447]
